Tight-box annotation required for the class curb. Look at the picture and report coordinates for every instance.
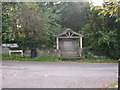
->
[2,60,118,64]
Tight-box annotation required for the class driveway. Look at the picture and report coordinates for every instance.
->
[2,61,118,88]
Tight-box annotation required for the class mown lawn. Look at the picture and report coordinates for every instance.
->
[1,54,118,63]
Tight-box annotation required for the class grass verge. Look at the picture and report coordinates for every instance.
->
[1,54,118,63]
[109,82,118,88]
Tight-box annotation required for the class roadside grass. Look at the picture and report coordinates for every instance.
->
[108,82,118,88]
[1,54,118,63]
[109,83,117,87]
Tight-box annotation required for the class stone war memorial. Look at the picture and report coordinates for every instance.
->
[56,28,83,59]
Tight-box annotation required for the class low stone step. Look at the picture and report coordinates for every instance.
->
[61,52,79,57]
[61,52,78,54]
[61,57,80,60]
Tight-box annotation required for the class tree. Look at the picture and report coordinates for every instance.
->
[37,2,64,48]
[15,2,46,58]
[2,2,46,58]
[82,1,120,59]
[60,2,90,31]
[2,2,17,43]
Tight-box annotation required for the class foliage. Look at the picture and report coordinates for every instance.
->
[17,37,40,50]
[94,1,120,22]
[82,7,119,59]
[82,47,94,59]
[91,1,120,59]
[109,83,118,87]
[2,2,46,50]
[2,2,17,43]
[14,3,45,49]
[60,2,90,31]
[37,2,64,48]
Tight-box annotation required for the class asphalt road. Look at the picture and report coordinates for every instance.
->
[2,61,118,88]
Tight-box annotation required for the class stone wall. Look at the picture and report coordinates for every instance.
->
[2,47,10,54]
[1,47,60,57]
[24,49,59,57]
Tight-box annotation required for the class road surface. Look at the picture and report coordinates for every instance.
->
[2,61,118,88]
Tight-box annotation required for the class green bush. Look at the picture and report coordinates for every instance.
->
[82,47,94,59]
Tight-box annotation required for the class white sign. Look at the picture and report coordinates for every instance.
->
[9,50,23,56]
[2,43,19,48]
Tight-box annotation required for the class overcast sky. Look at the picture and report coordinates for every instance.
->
[91,0,104,6]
